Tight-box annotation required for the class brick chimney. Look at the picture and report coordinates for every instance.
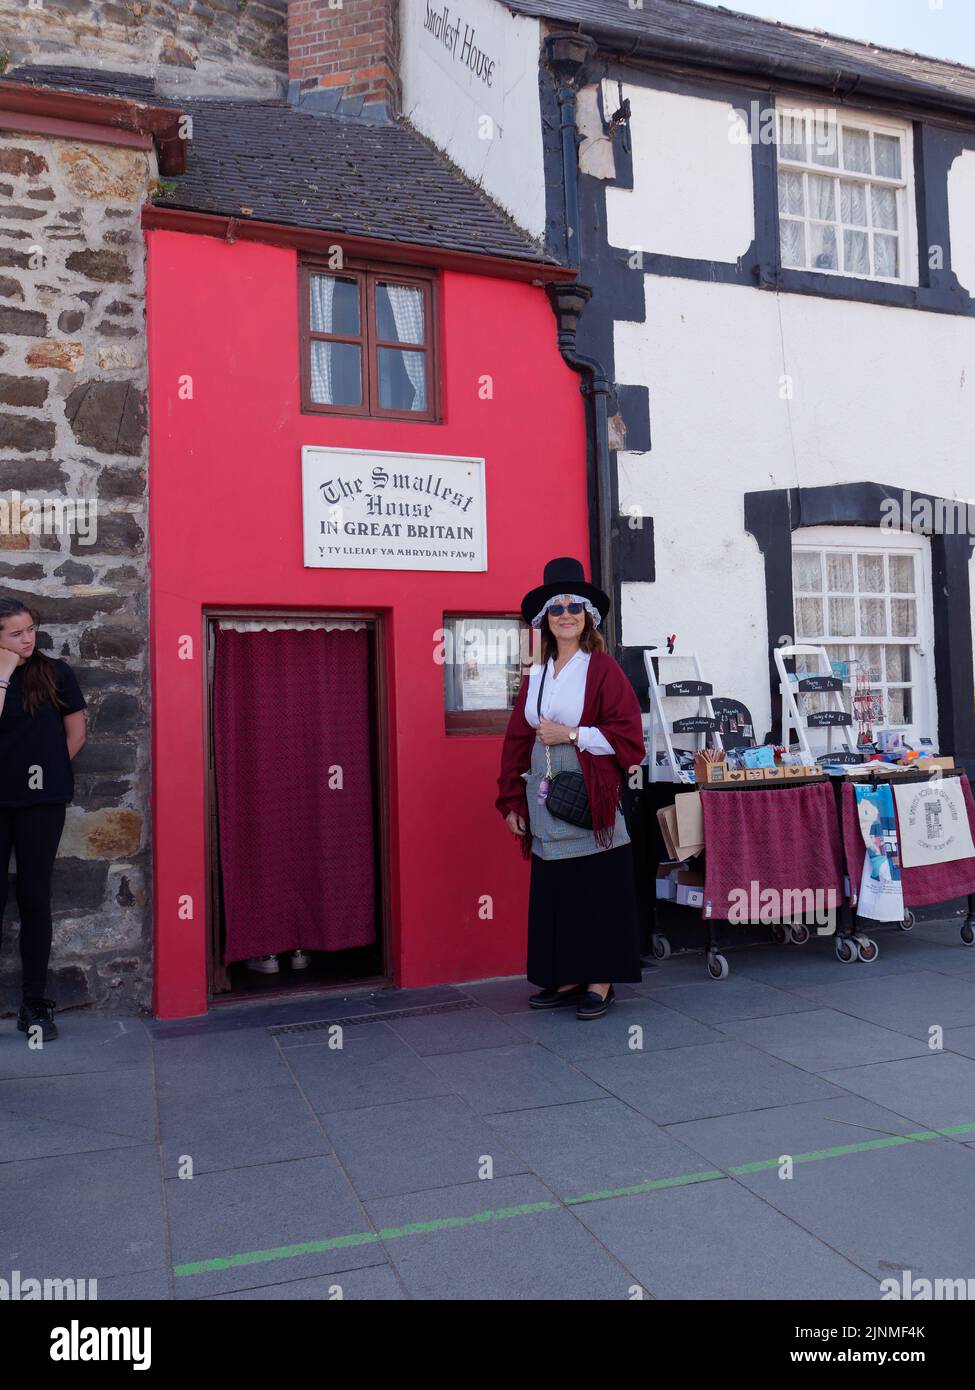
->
[287,0,401,120]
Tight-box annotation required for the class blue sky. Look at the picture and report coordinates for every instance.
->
[698,0,975,66]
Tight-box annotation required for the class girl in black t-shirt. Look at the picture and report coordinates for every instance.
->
[0,599,87,1042]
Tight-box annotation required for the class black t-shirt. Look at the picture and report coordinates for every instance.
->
[0,659,86,807]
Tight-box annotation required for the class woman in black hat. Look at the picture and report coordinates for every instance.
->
[496,558,648,1019]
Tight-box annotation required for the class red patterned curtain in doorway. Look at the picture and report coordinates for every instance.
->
[213,627,377,963]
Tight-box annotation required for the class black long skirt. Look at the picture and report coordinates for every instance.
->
[526,841,644,989]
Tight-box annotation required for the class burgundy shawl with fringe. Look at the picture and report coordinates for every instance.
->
[495,651,646,859]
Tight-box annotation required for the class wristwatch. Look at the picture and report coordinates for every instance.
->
[568,728,579,744]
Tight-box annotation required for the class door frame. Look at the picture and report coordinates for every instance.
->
[202,606,393,1000]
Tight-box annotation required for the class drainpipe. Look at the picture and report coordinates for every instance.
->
[543,32,619,656]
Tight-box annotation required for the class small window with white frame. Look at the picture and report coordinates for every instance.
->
[791,528,934,746]
[776,105,915,284]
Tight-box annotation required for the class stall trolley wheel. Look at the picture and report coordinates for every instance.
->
[961,922,975,947]
[854,934,879,963]
[651,934,672,960]
[898,912,915,932]
[835,937,857,963]
[790,923,811,947]
[706,952,729,980]
[771,924,789,945]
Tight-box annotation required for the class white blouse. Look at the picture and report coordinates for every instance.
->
[523,650,616,755]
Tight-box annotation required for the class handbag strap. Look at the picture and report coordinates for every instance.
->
[536,662,555,780]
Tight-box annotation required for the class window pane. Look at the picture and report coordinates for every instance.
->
[874,234,899,278]
[891,598,916,637]
[854,644,883,682]
[778,111,806,161]
[793,551,822,591]
[796,597,823,637]
[443,617,523,712]
[778,171,804,215]
[310,340,361,406]
[843,229,870,275]
[843,127,871,173]
[859,598,887,636]
[810,222,837,270]
[828,596,855,636]
[840,180,868,225]
[309,274,359,336]
[885,645,910,681]
[826,553,853,591]
[889,555,914,592]
[780,218,805,268]
[887,687,909,725]
[808,173,835,220]
[378,347,427,412]
[376,283,425,345]
[811,119,838,166]
[826,647,850,679]
[857,553,884,591]
[874,134,902,179]
[871,185,898,231]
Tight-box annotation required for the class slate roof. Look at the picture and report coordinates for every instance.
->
[1,65,553,265]
[504,0,975,115]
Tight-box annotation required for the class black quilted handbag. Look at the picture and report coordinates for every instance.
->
[536,663,593,829]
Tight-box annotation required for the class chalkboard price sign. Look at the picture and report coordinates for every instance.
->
[664,680,713,697]
[807,710,853,727]
[673,716,719,733]
[798,676,844,692]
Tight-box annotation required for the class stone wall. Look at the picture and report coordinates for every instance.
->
[0,129,154,1014]
[0,0,289,98]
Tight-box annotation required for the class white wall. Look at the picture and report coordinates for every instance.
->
[400,0,546,239]
[615,275,975,739]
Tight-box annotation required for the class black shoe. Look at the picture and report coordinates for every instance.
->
[529,983,587,1009]
[576,985,615,1020]
[17,997,58,1042]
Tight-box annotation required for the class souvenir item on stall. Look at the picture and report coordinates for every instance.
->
[892,777,975,868]
[853,783,905,921]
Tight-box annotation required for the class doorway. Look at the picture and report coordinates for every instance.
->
[204,612,390,1000]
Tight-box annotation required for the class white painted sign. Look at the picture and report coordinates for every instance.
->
[417,0,505,125]
[892,778,975,867]
[301,446,487,572]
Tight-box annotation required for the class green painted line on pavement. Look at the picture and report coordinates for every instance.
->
[173,1122,973,1278]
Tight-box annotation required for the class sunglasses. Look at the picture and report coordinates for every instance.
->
[548,603,585,617]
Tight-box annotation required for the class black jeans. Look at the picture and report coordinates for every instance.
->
[0,803,66,1001]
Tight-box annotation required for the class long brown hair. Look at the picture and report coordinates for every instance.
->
[539,605,606,664]
[0,598,67,715]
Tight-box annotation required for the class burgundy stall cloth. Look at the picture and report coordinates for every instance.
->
[840,775,975,908]
[212,627,376,963]
[700,781,844,922]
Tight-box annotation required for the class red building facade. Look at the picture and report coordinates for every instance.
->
[145,220,587,1019]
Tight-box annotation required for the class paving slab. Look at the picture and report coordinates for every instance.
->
[93,1268,173,1301]
[574,1040,845,1125]
[819,1052,975,1136]
[321,1094,528,1200]
[503,997,723,1060]
[382,1005,526,1055]
[157,1081,331,1177]
[422,1042,605,1115]
[166,1154,385,1298]
[631,976,819,1025]
[485,1097,716,1200]
[715,1008,929,1072]
[152,1028,294,1099]
[571,1179,880,1299]
[207,1264,405,1299]
[789,970,975,1039]
[0,1104,146,1163]
[281,1024,453,1115]
[0,1145,166,1279]
[364,1174,641,1299]
[0,1066,156,1142]
[0,1014,150,1079]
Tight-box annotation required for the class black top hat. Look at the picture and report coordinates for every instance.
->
[520,556,611,628]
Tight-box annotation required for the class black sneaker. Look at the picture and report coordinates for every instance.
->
[17,997,58,1042]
